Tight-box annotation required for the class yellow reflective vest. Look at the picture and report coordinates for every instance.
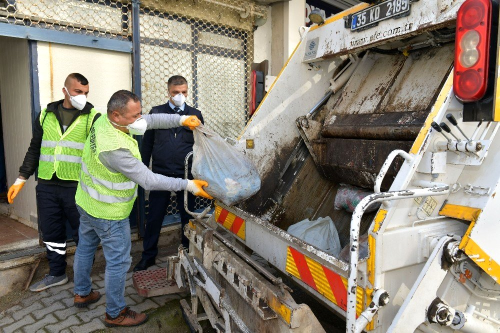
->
[38,107,100,181]
[76,116,141,220]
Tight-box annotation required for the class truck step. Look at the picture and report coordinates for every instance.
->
[132,267,182,297]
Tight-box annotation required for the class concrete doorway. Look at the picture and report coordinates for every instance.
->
[0,36,40,248]
[0,36,42,296]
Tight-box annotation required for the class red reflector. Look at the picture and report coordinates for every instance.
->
[458,69,483,98]
[461,1,486,29]
[453,0,492,102]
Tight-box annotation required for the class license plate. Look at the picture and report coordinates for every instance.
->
[351,0,411,31]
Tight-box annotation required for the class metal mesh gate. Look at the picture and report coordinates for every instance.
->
[0,0,130,39]
[139,0,264,138]
[139,0,265,214]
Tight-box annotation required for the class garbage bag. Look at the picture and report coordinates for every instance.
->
[339,233,369,263]
[287,217,341,257]
[334,184,380,213]
[192,124,261,206]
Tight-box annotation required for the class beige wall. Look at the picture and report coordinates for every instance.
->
[37,42,133,113]
[0,37,36,226]
[255,0,306,76]
[287,0,306,58]
[254,6,273,74]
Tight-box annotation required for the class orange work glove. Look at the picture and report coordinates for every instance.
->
[180,115,201,130]
[8,178,26,204]
[186,180,213,199]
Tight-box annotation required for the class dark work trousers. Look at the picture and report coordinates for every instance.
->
[142,188,195,260]
[36,183,80,276]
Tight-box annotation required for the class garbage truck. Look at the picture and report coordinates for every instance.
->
[133,0,500,331]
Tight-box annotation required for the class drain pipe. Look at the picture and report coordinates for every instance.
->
[346,184,450,333]
[131,0,147,230]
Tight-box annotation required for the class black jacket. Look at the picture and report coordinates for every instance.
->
[19,100,100,186]
[141,103,203,177]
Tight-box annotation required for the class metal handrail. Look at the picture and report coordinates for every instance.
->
[374,149,413,194]
[346,185,450,333]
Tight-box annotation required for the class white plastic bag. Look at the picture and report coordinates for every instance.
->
[192,124,261,206]
[287,217,341,257]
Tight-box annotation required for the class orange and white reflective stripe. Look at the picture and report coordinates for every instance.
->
[286,246,364,316]
[214,205,246,240]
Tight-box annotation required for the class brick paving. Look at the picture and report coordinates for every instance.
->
[0,256,184,333]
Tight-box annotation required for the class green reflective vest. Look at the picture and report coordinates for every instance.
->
[75,116,141,220]
[38,108,100,181]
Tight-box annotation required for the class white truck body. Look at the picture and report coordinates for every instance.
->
[140,1,500,332]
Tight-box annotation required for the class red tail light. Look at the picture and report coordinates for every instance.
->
[454,0,492,102]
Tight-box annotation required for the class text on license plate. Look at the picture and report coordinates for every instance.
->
[351,0,410,31]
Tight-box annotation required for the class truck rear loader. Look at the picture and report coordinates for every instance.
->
[134,0,500,331]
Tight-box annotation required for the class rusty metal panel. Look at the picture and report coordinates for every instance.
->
[312,138,412,190]
[381,44,454,113]
[322,111,428,140]
[326,52,406,118]
[269,157,336,230]
[325,45,454,129]
[269,153,376,248]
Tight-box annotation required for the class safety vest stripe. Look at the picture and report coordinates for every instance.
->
[80,181,136,204]
[41,140,57,148]
[40,155,55,162]
[41,140,84,150]
[40,154,82,163]
[55,155,82,163]
[44,241,66,248]
[44,243,66,255]
[81,162,136,191]
[57,141,85,150]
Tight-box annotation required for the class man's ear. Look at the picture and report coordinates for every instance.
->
[109,110,120,122]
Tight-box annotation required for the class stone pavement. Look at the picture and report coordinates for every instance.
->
[0,255,190,333]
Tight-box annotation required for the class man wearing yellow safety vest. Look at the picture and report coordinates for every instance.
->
[72,90,211,327]
[8,73,100,292]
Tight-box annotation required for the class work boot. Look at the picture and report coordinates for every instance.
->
[104,307,148,327]
[133,257,155,272]
[74,290,101,308]
[29,274,68,292]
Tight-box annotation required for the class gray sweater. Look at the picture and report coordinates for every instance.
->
[98,114,188,191]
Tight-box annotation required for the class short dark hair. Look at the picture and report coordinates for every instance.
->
[167,75,188,87]
[107,90,140,115]
[65,73,89,87]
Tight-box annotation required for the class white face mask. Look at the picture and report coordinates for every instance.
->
[64,87,87,110]
[171,93,186,107]
[111,117,148,136]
